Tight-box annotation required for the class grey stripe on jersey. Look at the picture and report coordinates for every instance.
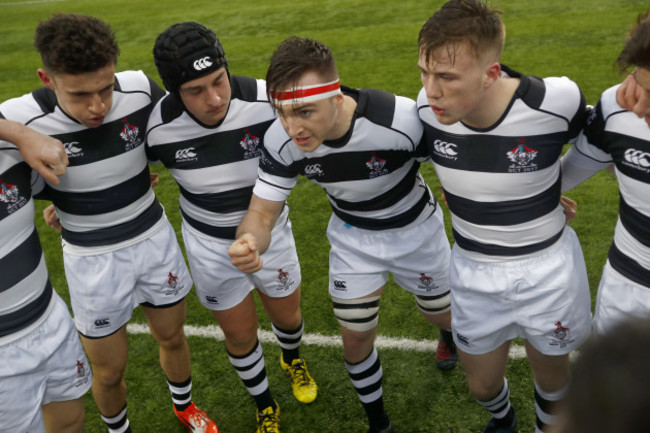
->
[418,68,586,258]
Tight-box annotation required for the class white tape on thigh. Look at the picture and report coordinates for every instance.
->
[332,295,380,332]
[415,292,451,315]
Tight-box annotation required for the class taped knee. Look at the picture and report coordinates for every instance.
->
[415,291,450,315]
[332,295,380,332]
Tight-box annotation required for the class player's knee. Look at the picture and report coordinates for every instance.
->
[332,295,380,333]
[223,328,258,354]
[93,365,125,388]
[415,292,451,315]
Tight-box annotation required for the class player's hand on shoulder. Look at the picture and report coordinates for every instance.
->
[560,195,577,225]
[228,233,263,273]
[42,204,63,232]
[18,128,68,186]
[616,74,641,113]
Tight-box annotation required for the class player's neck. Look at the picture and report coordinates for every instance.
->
[329,94,357,140]
[463,77,520,129]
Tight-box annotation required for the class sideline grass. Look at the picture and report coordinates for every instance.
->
[1,0,647,431]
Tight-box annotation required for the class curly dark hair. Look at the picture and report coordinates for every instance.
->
[34,13,120,74]
[617,10,650,73]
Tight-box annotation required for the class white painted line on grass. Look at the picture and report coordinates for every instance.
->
[0,0,66,5]
[127,323,527,359]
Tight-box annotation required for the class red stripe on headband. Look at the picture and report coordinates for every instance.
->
[270,81,341,102]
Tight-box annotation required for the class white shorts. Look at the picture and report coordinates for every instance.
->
[65,221,192,337]
[450,227,592,355]
[0,293,91,433]
[183,218,301,311]
[593,261,650,335]
[327,205,450,300]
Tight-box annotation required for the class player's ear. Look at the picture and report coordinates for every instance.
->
[333,92,344,108]
[484,62,501,89]
[37,69,55,90]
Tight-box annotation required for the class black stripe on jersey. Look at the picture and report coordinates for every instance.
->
[426,128,566,173]
[30,87,58,116]
[231,75,260,102]
[0,160,31,220]
[0,228,42,294]
[0,280,52,338]
[604,132,650,183]
[51,105,151,167]
[619,195,650,248]
[180,208,237,240]
[353,87,395,129]
[608,242,650,288]
[47,167,151,215]
[453,227,564,256]
[259,145,297,180]
[150,120,273,170]
[444,177,561,226]
[330,161,420,212]
[332,187,433,230]
[61,199,163,247]
[294,150,414,184]
[179,184,254,213]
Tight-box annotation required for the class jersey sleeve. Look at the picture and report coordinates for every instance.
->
[252,122,298,202]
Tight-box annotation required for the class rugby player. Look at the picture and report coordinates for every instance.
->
[417,1,592,432]
[148,22,318,433]
[0,120,90,433]
[229,36,454,433]
[561,11,650,334]
[0,14,217,433]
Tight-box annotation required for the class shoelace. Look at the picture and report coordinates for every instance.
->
[258,410,277,433]
[290,361,310,386]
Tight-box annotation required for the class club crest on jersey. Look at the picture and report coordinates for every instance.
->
[507,142,538,172]
[622,148,650,174]
[366,153,388,178]
[276,268,294,291]
[63,141,84,158]
[240,128,262,159]
[74,360,90,387]
[0,179,26,214]
[119,119,142,151]
[549,321,575,349]
[164,272,180,296]
[417,273,438,291]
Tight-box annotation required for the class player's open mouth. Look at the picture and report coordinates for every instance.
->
[431,105,445,115]
[294,137,311,146]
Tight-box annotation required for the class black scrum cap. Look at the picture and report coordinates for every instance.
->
[153,22,228,94]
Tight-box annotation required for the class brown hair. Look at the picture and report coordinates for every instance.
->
[617,10,650,73]
[265,36,338,103]
[418,0,504,65]
[35,13,120,74]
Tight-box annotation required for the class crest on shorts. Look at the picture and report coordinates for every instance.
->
[74,360,90,387]
[276,268,294,291]
[507,139,538,172]
[164,272,180,296]
[120,118,142,150]
[549,321,575,349]
[0,178,26,214]
[417,272,438,291]
[366,153,388,178]
[240,128,262,159]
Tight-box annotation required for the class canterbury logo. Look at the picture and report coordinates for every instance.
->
[175,147,197,160]
[433,139,458,156]
[333,280,347,289]
[304,163,324,177]
[63,141,83,155]
[193,57,213,71]
[624,149,650,168]
[94,318,110,327]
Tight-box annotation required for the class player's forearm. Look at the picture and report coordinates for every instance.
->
[236,209,274,254]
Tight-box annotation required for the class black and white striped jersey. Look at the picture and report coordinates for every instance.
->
[254,87,435,231]
[146,76,277,240]
[562,84,650,287]
[0,146,52,343]
[418,66,586,259]
[0,71,166,255]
